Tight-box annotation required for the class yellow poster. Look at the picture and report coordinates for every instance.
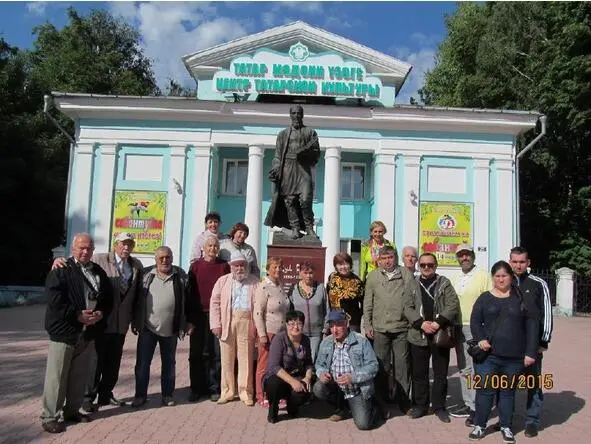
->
[419,202,473,267]
[111,190,167,254]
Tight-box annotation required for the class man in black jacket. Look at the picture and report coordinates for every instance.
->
[40,233,113,433]
[510,246,553,438]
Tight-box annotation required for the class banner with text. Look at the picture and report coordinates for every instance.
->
[212,42,384,100]
[111,190,167,254]
[419,202,473,267]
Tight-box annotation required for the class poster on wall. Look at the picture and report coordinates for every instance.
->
[419,202,473,267]
[111,190,167,254]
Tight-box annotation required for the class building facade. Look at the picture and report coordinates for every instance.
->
[52,22,541,278]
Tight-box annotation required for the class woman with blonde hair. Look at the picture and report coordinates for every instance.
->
[253,257,291,406]
[360,221,395,281]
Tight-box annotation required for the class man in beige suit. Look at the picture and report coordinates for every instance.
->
[210,251,260,406]
[52,232,143,410]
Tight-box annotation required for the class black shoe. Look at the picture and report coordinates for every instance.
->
[98,395,125,407]
[188,392,201,403]
[524,425,538,437]
[210,393,220,402]
[450,404,472,418]
[408,407,427,419]
[81,401,96,413]
[131,396,147,408]
[398,399,411,415]
[465,410,476,427]
[500,427,516,444]
[42,420,65,434]
[64,412,92,423]
[435,409,451,423]
[491,421,501,431]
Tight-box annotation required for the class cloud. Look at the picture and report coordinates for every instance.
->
[110,2,249,90]
[259,1,324,28]
[409,32,441,48]
[26,1,48,16]
[390,46,437,104]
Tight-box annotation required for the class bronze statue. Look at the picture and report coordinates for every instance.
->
[264,105,321,240]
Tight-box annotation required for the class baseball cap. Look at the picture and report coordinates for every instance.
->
[230,251,247,264]
[327,311,349,323]
[114,232,135,243]
[455,243,474,255]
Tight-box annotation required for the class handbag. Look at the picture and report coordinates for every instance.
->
[434,325,456,348]
[466,299,509,364]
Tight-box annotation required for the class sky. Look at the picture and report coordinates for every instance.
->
[0,1,458,104]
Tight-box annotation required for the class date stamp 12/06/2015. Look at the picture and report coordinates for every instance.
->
[467,373,554,390]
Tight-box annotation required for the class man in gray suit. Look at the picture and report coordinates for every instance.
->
[85,232,143,408]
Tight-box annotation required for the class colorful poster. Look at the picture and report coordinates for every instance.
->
[111,190,167,254]
[419,202,473,267]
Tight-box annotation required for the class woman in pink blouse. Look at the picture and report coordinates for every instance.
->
[253,257,291,406]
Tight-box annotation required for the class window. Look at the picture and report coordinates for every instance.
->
[341,164,365,200]
[223,159,248,195]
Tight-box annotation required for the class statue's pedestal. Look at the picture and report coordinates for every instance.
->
[267,244,326,294]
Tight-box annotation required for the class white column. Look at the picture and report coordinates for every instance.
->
[191,143,213,243]
[69,142,95,240]
[94,143,117,252]
[556,267,575,316]
[373,151,396,237]
[403,155,421,249]
[323,146,341,279]
[244,145,265,262]
[167,145,188,263]
[473,159,491,270]
[495,159,514,261]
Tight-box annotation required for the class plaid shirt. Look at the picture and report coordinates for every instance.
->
[330,340,361,399]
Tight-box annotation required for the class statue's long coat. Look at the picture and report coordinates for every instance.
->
[264,125,320,230]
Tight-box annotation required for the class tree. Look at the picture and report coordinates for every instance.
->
[420,2,591,274]
[165,79,197,97]
[1,8,160,285]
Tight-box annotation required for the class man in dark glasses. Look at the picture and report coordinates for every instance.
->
[405,253,459,422]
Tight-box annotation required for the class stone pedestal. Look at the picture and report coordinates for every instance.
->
[267,244,326,294]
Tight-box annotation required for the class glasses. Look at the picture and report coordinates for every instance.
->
[419,263,435,269]
[287,321,304,328]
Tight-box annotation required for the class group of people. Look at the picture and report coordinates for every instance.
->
[39,214,553,444]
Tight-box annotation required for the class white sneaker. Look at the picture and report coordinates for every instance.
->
[500,427,515,444]
[469,425,486,441]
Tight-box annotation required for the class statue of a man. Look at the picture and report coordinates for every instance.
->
[264,105,321,240]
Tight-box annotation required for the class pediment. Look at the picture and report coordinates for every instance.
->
[182,21,412,93]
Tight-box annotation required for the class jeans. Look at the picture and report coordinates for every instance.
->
[474,354,524,428]
[189,313,221,396]
[455,325,476,410]
[84,333,126,403]
[373,330,411,404]
[134,329,178,398]
[410,340,451,411]
[526,352,544,428]
[313,380,376,430]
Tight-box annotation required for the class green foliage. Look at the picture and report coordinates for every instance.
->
[420,2,591,274]
[1,8,162,285]
[165,79,197,97]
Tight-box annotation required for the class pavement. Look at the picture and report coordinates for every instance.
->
[0,304,589,444]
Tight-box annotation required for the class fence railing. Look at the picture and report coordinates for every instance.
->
[530,269,557,306]
[574,274,591,315]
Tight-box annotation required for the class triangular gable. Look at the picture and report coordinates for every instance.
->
[182,21,412,95]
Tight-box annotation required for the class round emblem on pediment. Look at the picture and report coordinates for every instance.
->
[289,42,310,62]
